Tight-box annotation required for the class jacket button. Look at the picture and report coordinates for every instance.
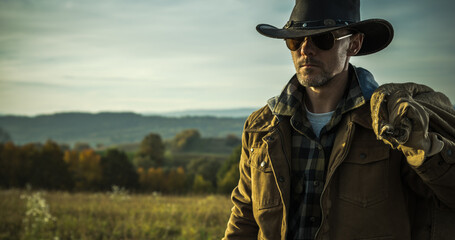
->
[250,148,254,152]
[447,149,453,156]
[278,176,285,182]
[359,153,367,159]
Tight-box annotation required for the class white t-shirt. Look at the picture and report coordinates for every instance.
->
[305,108,334,137]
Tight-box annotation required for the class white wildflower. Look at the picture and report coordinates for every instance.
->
[21,191,57,239]
[109,185,130,201]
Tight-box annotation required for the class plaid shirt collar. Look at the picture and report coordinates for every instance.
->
[267,64,375,121]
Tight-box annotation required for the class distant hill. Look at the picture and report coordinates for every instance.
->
[149,107,259,118]
[0,112,248,146]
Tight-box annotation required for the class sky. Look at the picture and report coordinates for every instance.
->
[1,0,454,116]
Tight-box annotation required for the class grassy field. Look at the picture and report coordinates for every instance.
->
[0,189,233,240]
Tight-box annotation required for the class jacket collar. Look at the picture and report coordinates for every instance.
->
[354,66,379,101]
[244,92,374,133]
[267,64,379,117]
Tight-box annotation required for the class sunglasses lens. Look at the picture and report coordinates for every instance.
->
[285,39,303,51]
[285,32,335,51]
[311,33,334,50]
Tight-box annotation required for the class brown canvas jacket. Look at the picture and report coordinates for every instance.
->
[223,83,455,240]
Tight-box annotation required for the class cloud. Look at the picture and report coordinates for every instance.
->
[0,0,454,115]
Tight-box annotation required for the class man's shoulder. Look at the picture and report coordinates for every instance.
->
[244,105,278,132]
[350,102,373,129]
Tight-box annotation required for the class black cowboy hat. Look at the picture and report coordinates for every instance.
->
[256,0,394,55]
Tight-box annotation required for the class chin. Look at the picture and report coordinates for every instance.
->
[298,75,330,88]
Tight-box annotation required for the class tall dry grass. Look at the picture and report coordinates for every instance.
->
[0,189,233,240]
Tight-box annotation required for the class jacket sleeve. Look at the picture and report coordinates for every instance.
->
[223,124,259,239]
[372,83,455,209]
[411,135,455,209]
[407,87,455,209]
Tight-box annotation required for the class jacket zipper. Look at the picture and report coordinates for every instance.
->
[315,121,355,239]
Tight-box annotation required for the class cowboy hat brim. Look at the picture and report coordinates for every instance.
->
[256,19,394,56]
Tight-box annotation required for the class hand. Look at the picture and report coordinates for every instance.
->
[371,84,442,166]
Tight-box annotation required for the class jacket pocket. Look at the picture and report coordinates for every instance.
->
[337,144,390,208]
[250,146,281,210]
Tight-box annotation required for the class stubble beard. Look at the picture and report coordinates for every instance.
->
[296,68,333,88]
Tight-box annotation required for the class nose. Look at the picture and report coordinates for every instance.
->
[299,37,316,56]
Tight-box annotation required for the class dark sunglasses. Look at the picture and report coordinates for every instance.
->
[285,32,353,51]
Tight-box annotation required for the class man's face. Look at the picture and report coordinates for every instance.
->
[289,30,360,88]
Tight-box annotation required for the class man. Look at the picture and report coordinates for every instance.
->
[223,0,455,239]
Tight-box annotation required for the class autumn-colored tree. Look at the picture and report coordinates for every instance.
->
[17,144,41,187]
[134,133,165,169]
[137,166,187,193]
[0,141,73,190]
[217,145,241,194]
[138,167,165,192]
[171,129,201,152]
[29,140,73,190]
[137,167,146,187]
[164,167,186,193]
[225,134,241,147]
[217,164,240,194]
[192,174,214,193]
[186,157,222,187]
[100,149,138,190]
[64,149,102,191]
[0,142,26,188]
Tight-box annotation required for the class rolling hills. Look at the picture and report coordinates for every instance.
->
[0,112,248,146]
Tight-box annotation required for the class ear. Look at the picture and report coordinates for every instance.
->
[348,33,364,56]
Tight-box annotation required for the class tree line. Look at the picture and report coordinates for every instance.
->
[0,129,241,194]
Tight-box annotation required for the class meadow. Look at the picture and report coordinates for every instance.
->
[0,189,233,240]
